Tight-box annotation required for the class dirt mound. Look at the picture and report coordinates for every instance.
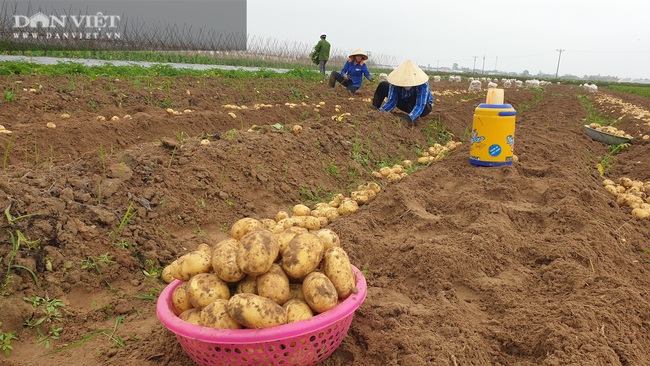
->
[1,74,650,366]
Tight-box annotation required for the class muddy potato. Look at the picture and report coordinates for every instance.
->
[161,264,175,284]
[302,272,338,313]
[323,247,357,299]
[281,233,325,279]
[227,293,288,328]
[289,283,305,301]
[274,227,308,254]
[211,238,245,283]
[260,218,277,230]
[231,217,263,240]
[257,264,290,305]
[316,228,341,252]
[293,204,311,216]
[197,243,212,254]
[170,250,212,281]
[179,308,202,325]
[171,282,192,316]
[303,215,321,230]
[275,210,289,222]
[236,275,258,294]
[200,299,242,330]
[338,199,359,216]
[283,298,314,323]
[237,229,280,276]
[187,273,231,309]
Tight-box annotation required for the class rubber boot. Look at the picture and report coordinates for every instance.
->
[328,73,336,88]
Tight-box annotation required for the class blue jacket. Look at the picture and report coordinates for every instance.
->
[340,60,372,88]
[379,82,434,120]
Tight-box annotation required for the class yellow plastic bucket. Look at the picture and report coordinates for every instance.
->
[469,103,517,166]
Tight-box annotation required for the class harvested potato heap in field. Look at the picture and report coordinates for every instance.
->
[161,217,358,330]
[602,178,650,219]
[417,140,463,165]
[372,163,410,182]
[588,123,633,139]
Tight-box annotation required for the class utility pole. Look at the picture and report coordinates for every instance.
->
[494,56,498,72]
[481,55,486,74]
[436,59,439,72]
[473,56,478,74]
[555,49,565,79]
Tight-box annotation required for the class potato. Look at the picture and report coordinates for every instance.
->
[200,299,242,330]
[302,272,338,313]
[211,238,245,283]
[171,282,192,316]
[161,264,175,284]
[275,210,289,222]
[257,264,290,305]
[237,229,280,276]
[227,293,287,328]
[196,243,212,254]
[288,283,305,301]
[318,216,329,227]
[323,247,357,300]
[275,227,308,254]
[170,250,212,281]
[260,218,277,230]
[281,233,324,279]
[179,308,202,325]
[230,217,263,240]
[283,298,314,323]
[323,207,339,221]
[303,215,321,230]
[338,199,359,215]
[316,228,341,252]
[186,273,231,309]
[293,204,311,216]
[236,275,258,294]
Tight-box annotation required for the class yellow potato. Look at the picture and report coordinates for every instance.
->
[303,215,321,230]
[338,199,359,215]
[316,228,341,252]
[211,238,245,283]
[293,204,311,216]
[200,299,242,330]
[186,273,231,309]
[227,293,287,329]
[237,229,280,276]
[274,227,308,254]
[288,283,305,301]
[275,210,289,222]
[260,218,277,230]
[257,264,290,305]
[161,264,174,284]
[323,247,357,300]
[281,233,324,279]
[235,275,258,294]
[283,298,314,323]
[171,282,192,316]
[179,308,202,325]
[302,272,338,313]
[169,250,212,281]
[230,217,263,240]
[196,243,212,254]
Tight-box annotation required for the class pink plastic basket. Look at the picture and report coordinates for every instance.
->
[157,266,367,366]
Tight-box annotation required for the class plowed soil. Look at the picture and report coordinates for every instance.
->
[1,73,650,366]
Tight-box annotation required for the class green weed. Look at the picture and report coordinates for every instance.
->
[0,321,17,357]
[80,253,115,275]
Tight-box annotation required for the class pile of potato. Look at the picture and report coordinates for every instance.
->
[417,141,462,165]
[372,163,410,182]
[588,123,633,139]
[602,177,650,219]
[161,217,359,329]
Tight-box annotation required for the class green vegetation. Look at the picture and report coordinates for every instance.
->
[608,85,650,98]
[0,322,17,357]
[422,116,455,146]
[80,253,116,275]
[577,94,619,127]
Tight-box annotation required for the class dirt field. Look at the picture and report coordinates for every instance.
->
[1,72,649,366]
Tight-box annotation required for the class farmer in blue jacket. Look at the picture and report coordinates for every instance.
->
[328,49,374,94]
[372,60,434,125]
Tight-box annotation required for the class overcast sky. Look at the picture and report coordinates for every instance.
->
[248,0,650,80]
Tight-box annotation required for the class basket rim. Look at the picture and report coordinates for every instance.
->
[156,265,367,344]
[583,124,632,144]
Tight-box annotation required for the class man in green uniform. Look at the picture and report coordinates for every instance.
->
[314,33,330,78]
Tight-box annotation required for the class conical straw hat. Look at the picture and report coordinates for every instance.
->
[348,48,368,60]
[387,60,429,87]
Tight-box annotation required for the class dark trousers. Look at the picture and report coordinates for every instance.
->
[372,81,432,119]
[331,71,360,94]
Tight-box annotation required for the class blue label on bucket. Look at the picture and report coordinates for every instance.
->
[489,144,501,157]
